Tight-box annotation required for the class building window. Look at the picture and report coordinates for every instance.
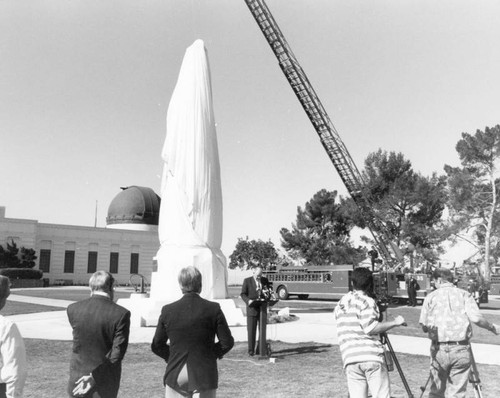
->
[130,253,139,274]
[64,250,75,273]
[39,249,51,273]
[110,252,119,274]
[87,251,98,274]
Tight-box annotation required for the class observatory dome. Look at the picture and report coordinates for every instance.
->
[106,186,161,231]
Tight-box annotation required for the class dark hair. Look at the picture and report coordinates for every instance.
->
[0,275,10,300]
[351,267,374,293]
[433,267,454,282]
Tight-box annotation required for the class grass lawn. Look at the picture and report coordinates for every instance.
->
[9,288,500,396]
[2,300,63,316]
[23,340,500,398]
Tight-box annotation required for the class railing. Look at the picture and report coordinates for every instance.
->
[129,273,148,294]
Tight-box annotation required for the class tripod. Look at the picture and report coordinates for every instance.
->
[380,332,414,398]
[419,346,482,398]
[469,348,483,398]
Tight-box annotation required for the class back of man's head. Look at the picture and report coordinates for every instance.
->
[351,267,373,293]
[433,268,454,283]
[178,266,202,294]
[351,267,374,293]
[0,275,10,301]
[89,271,114,294]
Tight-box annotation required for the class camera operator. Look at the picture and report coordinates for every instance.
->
[334,267,406,398]
[419,267,499,398]
[240,266,271,357]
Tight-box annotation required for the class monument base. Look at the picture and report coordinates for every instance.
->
[117,296,246,328]
[151,245,228,302]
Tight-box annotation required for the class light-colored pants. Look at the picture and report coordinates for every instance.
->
[429,344,471,398]
[345,361,391,398]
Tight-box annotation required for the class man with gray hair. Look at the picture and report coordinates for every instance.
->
[0,275,27,398]
[152,266,234,398]
[67,271,130,398]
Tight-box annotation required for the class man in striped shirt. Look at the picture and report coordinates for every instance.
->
[334,267,406,398]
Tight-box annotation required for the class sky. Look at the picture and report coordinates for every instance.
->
[1,0,499,257]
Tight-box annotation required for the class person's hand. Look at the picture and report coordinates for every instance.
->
[492,323,499,335]
[394,315,406,326]
[248,299,253,305]
[72,374,95,397]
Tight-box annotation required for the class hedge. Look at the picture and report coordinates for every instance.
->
[0,268,43,280]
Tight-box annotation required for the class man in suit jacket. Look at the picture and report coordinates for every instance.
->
[240,266,270,356]
[67,271,131,398]
[152,266,234,398]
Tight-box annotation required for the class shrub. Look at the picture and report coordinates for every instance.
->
[0,268,43,280]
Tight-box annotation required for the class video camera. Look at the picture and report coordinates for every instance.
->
[371,272,391,320]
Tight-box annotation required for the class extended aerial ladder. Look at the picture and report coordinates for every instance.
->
[244,0,403,268]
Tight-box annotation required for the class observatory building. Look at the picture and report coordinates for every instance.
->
[0,186,160,285]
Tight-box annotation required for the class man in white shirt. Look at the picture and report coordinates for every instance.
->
[0,275,27,398]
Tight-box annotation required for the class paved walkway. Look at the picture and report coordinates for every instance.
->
[7,293,500,366]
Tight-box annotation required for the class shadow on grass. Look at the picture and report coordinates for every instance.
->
[271,344,332,359]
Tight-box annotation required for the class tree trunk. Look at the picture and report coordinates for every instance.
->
[484,172,497,283]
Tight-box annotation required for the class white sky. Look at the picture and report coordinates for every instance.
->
[1,0,499,256]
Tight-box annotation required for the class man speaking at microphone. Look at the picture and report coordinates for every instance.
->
[240,266,270,357]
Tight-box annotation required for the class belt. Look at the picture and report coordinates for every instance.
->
[437,340,469,346]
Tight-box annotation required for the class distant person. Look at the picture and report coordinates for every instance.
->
[419,268,498,398]
[67,271,130,398]
[406,274,419,307]
[367,246,379,271]
[334,267,406,398]
[240,266,271,356]
[0,275,27,398]
[152,266,234,398]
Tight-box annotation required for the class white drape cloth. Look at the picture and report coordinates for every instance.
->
[153,39,227,301]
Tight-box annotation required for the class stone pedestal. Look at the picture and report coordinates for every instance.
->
[151,245,228,303]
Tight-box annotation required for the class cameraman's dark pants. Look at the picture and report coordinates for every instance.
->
[0,383,6,398]
[246,315,259,355]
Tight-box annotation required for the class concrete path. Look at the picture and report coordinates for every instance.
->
[7,294,500,366]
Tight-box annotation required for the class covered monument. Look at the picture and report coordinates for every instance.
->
[149,39,228,302]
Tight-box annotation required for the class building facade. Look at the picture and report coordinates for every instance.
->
[0,186,161,285]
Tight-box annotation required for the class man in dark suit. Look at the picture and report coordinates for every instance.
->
[407,274,420,307]
[152,266,234,398]
[67,271,131,398]
[240,266,270,356]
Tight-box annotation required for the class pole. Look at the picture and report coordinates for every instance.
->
[94,200,98,228]
[258,301,268,358]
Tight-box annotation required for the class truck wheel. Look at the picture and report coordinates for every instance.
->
[277,286,289,300]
